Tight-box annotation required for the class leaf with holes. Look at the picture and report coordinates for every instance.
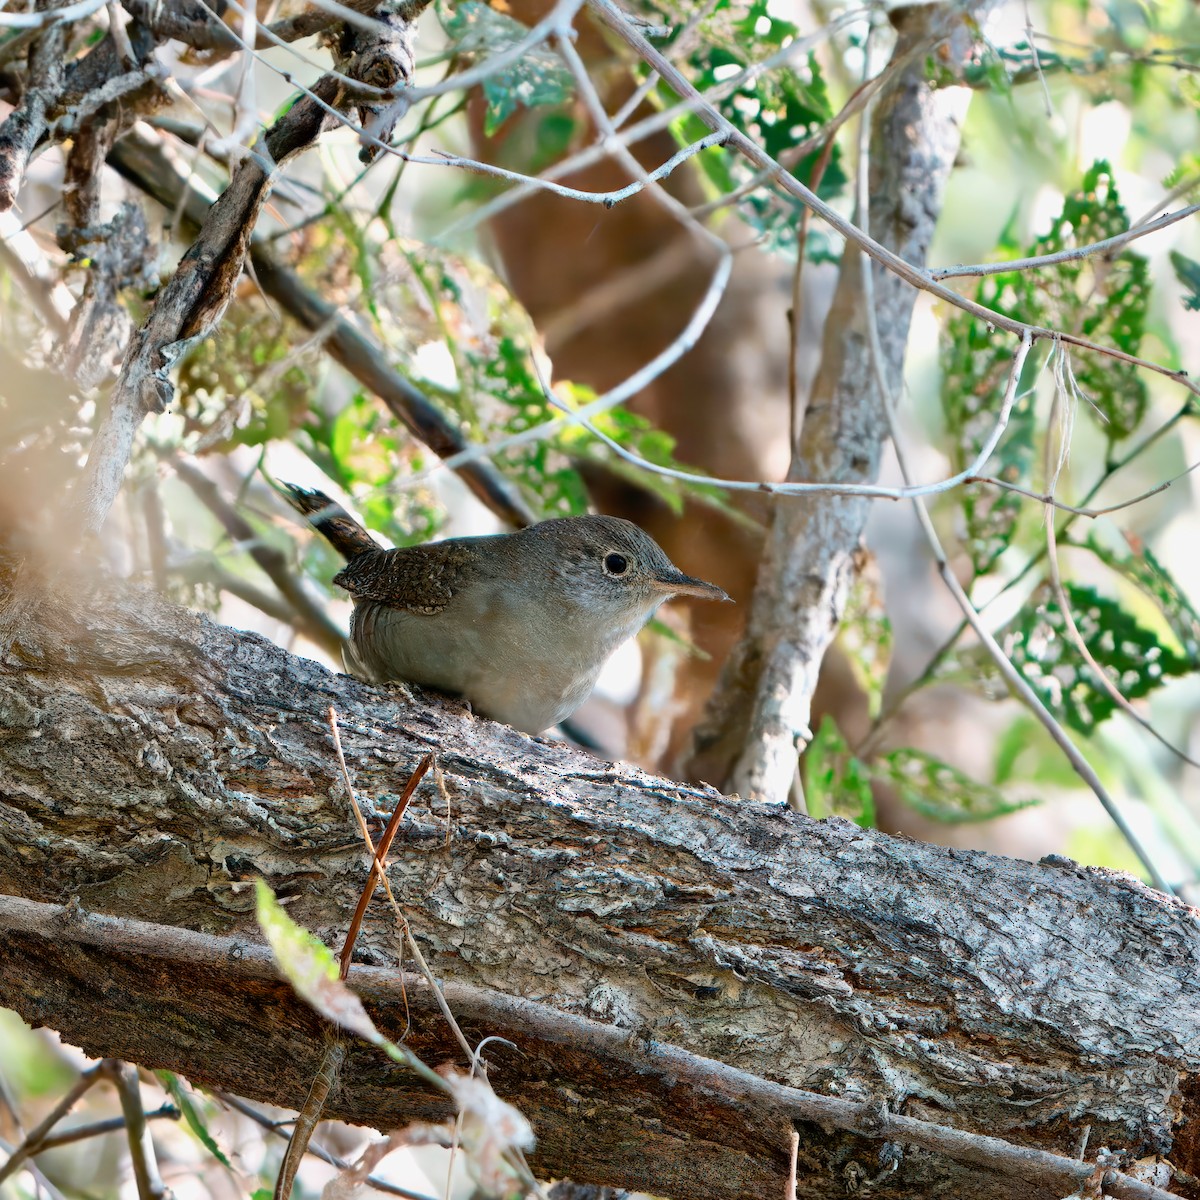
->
[941,289,1041,576]
[1015,161,1149,439]
[1077,533,1200,660]
[874,748,1037,824]
[941,162,1151,577]
[1001,582,1191,736]
[803,717,875,827]
[442,2,573,136]
[662,0,844,258]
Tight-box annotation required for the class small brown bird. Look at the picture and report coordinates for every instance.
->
[284,484,730,734]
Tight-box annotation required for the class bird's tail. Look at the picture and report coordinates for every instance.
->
[281,483,380,561]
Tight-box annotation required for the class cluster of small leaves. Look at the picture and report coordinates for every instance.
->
[177,307,319,453]
[804,717,1033,825]
[1000,581,1191,736]
[942,161,1150,575]
[440,1,572,136]
[646,0,845,257]
[304,391,444,549]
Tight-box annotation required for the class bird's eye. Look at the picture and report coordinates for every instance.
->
[603,552,629,577]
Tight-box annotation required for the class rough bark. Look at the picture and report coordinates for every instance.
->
[0,562,1198,1199]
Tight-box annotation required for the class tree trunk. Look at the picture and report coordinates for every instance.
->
[0,561,1197,1199]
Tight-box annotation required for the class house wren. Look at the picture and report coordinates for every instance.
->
[284,484,730,733]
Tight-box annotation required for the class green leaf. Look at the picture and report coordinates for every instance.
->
[942,326,1040,576]
[667,0,844,257]
[154,1072,233,1170]
[942,162,1152,576]
[875,748,1037,823]
[1170,250,1200,311]
[1018,162,1149,438]
[838,558,892,720]
[255,879,384,1046]
[803,717,875,827]
[992,714,1084,789]
[1078,532,1200,659]
[441,2,572,135]
[1002,582,1192,736]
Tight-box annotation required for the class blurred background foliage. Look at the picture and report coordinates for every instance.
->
[2,0,1200,1191]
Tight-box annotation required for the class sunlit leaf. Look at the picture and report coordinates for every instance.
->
[255,879,384,1045]
[1001,582,1191,735]
[875,748,1037,823]
[442,2,572,135]
[803,717,875,827]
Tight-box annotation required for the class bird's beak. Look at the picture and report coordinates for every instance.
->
[652,570,733,603]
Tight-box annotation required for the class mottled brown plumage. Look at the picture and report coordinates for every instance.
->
[284,484,730,733]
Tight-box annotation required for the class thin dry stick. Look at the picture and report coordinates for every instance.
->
[328,711,476,1063]
[111,1063,168,1200]
[273,715,431,1200]
[930,202,1200,281]
[329,707,432,978]
[0,1061,108,1185]
[217,1091,437,1200]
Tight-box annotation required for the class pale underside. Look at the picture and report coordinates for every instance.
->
[349,581,661,733]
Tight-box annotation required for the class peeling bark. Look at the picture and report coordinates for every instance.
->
[0,565,1198,1199]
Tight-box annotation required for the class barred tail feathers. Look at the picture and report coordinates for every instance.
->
[281,483,381,561]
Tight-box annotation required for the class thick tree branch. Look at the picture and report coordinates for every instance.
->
[0,564,1197,1199]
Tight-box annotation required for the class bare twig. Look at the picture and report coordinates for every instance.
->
[930,202,1200,281]
[170,457,347,659]
[0,20,66,211]
[0,1062,108,1185]
[330,708,431,978]
[31,1105,180,1153]
[111,1062,168,1200]
[215,1091,437,1200]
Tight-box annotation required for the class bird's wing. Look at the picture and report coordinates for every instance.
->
[332,543,474,613]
